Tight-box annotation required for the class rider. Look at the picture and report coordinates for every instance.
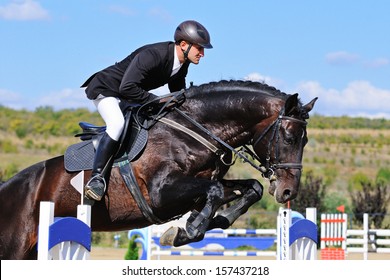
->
[81,20,213,201]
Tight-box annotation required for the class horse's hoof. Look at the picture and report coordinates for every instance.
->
[160,226,179,246]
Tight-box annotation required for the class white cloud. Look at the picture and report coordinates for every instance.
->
[235,72,390,119]
[0,0,50,21]
[37,88,94,111]
[0,88,20,101]
[0,88,23,108]
[148,7,173,22]
[108,5,136,16]
[325,51,389,69]
[295,80,390,118]
[244,72,285,89]
[325,51,359,65]
[364,57,390,68]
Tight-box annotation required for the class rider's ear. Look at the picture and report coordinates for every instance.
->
[180,40,189,49]
[284,93,299,116]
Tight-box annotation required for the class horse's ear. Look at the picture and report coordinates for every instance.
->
[284,93,299,116]
[302,97,318,113]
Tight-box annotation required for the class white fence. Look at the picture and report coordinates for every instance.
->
[346,213,390,260]
[321,212,390,260]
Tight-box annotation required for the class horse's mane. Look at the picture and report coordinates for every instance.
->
[185,79,288,99]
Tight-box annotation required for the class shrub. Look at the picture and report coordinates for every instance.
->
[124,235,139,260]
[0,163,19,180]
[377,168,390,185]
[289,171,327,214]
[0,140,18,153]
[351,181,390,228]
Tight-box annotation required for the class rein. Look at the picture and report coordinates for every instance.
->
[160,109,258,169]
[173,108,268,172]
[159,107,307,180]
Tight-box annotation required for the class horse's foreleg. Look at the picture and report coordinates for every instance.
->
[208,179,263,230]
[185,183,224,239]
[159,181,224,247]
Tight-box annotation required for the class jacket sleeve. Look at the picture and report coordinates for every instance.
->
[119,49,160,103]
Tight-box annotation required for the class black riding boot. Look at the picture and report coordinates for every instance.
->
[85,133,119,201]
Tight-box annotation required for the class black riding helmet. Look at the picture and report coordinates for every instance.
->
[174,20,213,49]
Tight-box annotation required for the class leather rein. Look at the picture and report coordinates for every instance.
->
[159,107,307,180]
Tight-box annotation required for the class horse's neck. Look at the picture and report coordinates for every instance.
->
[187,95,276,146]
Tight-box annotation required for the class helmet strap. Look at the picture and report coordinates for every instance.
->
[182,43,193,60]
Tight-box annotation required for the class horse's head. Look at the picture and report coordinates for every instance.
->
[167,80,317,204]
[251,93,317,203]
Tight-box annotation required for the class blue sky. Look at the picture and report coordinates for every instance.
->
[1,0,389,118]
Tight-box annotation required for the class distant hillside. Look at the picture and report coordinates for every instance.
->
[308,114,390,129]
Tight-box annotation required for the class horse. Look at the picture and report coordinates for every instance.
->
[0,80,317,259]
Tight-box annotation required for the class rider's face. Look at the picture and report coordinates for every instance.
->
[187,44,204,64]
[180,41,204,64]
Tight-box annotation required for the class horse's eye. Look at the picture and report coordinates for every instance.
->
[284,136,295,145]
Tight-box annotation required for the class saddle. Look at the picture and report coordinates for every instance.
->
[64,90,185,172]
[64,106,147,172]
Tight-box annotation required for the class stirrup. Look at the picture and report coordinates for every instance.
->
[84,175,106,201]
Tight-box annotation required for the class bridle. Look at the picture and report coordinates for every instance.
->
[158,107,308,181]
[250,109,307,180]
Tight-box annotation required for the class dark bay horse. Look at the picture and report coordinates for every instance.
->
[0,80,317,259]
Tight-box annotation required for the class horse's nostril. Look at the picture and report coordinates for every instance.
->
[283,189,292,201]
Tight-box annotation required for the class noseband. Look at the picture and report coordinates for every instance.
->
[251,109,307,180]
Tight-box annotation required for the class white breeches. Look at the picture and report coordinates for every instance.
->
[93,96,125,141]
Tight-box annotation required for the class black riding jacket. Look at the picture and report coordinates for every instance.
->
[81,41,190,103]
